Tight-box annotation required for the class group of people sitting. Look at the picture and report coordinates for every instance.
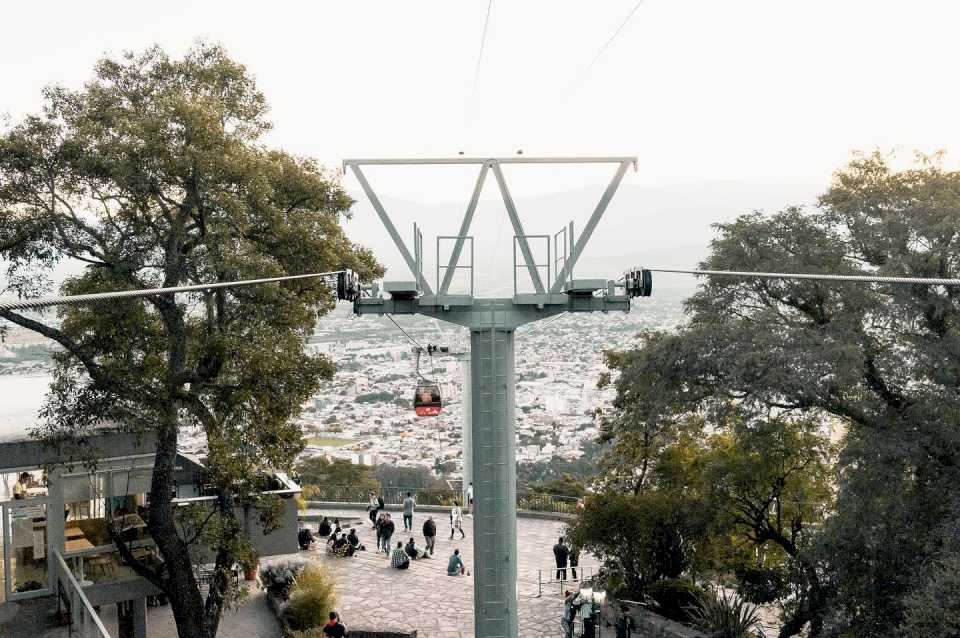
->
[298,516,366,557]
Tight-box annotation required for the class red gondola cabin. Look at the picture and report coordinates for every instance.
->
[414,383,442,417]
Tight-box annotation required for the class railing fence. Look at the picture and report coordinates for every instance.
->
[53,549,111,638]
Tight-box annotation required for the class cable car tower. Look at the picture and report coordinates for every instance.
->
[345,156,646,638]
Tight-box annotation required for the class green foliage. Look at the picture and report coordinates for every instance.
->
[354,391,396,403]
[646,578,706,623]
[689,587,763,638]
[530,473,587,498]
[296,457,379,491]
[0,42,382,638]
[371,464,444,489]
[900,551,960,638]
[596,152,960,636]
[566,491,711,598]
[284,564,339,631]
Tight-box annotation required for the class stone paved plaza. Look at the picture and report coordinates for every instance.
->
[269,506,595,637]
[3,507,589,638]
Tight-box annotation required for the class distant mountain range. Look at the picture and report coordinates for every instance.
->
[343,180,823,296]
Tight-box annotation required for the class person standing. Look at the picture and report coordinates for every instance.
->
[450,503,465,540]
[423,515,437,556]
[615,604,635,638]
[322,611,347,637]
[569,544,580,580]
[381,513,395,556]
[466,482,474,516]
[402,492,415,531]
[553,536,570,581]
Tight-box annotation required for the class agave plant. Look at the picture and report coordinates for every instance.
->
[688,586,764,638]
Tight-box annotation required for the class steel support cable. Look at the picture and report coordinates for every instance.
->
[647,268,960,287]
[0,271,344,312]
[583,0,645,76]
[386,313,424,351]
[473,0,494,96]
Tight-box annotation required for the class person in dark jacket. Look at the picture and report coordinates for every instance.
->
[380,513,395,556]
[553,537,570,580]
[347,528,365,551]
[317,516,332,537]
[298,527,316,551]
[569,545,580,580]
[322,611,347,637]
[615,604,635,638]
[422,515,437,556]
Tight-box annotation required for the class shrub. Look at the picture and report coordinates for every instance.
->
[260,558,309,598]
[689,586,762,638]
[735,566,786,604]
[646,578,706,623]
[285,564,339,631]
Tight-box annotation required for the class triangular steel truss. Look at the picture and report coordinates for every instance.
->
[342,156,636,296]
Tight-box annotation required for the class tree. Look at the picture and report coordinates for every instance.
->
[0,44,381,638]
[530,473,587,498]
[297,456,379,491]
[371,463,444,489]
[596,152,960,636]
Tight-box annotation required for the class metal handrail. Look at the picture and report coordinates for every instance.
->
[301,485,580,514]
[53,549,111,638]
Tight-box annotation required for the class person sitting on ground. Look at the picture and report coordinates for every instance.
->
[317,516,332,537]
[322,611,347,637]
[347,528,365,551]
[447,548,467,576]
[390,540,410,570]
[405,537,430,560]
[298,526,317,551]
[332,531,354,557]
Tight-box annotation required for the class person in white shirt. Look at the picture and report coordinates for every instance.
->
[449,503,465,540]
[466,482,474,516]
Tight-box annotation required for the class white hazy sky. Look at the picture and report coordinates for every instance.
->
[2,0,958,204]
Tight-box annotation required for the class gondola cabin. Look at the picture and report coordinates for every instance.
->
[414,383,442,417]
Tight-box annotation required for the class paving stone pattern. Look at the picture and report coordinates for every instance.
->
[267,506,591,638]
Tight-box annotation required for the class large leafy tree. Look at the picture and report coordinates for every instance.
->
[0,44,381,638]
[596,152,960,636]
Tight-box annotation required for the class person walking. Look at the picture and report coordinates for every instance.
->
[423,515,437,556]
[553,536,570,581]
[402,491,415,531]
[380,513,395,556]
[569,544,580,580]
[450,503,465,540]
[466,482,474,516]
[368,491,382,527]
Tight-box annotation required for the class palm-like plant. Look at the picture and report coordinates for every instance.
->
[688,586,764,638]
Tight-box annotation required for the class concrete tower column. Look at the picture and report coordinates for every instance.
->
[460,356,473,506]
[470,327,517,638]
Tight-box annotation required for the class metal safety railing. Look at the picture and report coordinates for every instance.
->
[301,484,580,515]
[53,549,111,638]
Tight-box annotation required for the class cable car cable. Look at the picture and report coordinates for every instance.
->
[385,314,424,350]
[646,268,960,287]
[583,0,645,77]
[473,0,494,96]
[0,271,348,312]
